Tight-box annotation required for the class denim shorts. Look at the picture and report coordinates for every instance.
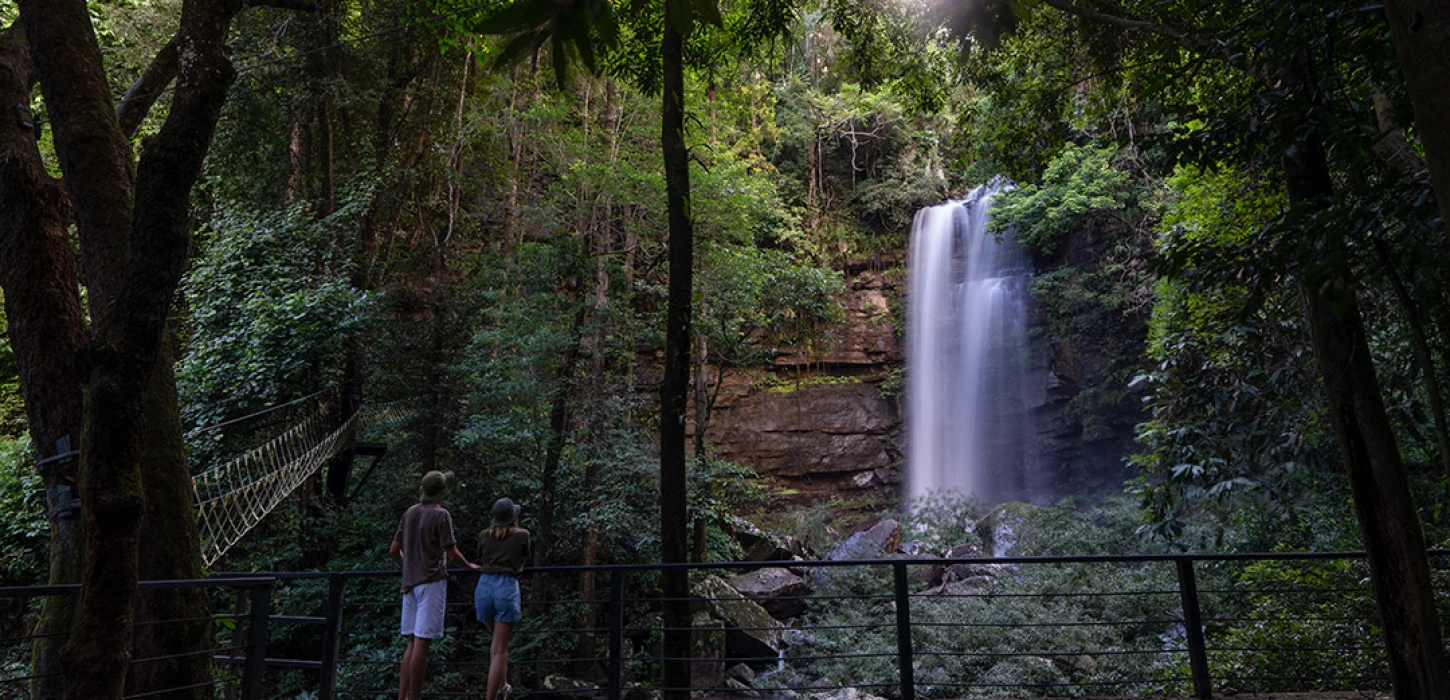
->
[474,573,522,624]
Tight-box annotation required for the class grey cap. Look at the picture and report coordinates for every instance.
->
[419,471,455,504]
[490,497,521,527]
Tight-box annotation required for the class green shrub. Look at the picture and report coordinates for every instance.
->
[0,435,45,585]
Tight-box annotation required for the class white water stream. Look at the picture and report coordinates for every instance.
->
[905,183,1040,504]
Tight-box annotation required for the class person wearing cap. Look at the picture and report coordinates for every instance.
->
[391,470,480,700]
[475,497,532,700]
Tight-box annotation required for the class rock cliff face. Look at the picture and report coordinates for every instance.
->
[698,268,905,509]
[699,227,1143,508]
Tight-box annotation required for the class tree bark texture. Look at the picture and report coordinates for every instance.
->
[0,22,87,700]
[1287,134,1450,700]
[659,18,693,700]
[17,2,143,695]
[129,342,211,699]
[1382,0,1450,229]
[18,0,239,696]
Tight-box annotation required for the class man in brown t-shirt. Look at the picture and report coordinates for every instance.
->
[390,470,479,700]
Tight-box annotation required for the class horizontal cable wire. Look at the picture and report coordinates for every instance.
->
[915,648,1184,657]
[912,619,1183,628]
[122,679,221,699]
[131,645,246,665]
[925,678,1193,688]
[915,591,1180,599]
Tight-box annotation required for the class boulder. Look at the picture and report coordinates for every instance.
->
[725,663,757,684]
[782,535,812,559]
[745,538,799,563]
[727,567,809,620]
[730,515,813,562]
[691,575,785,659]
[828,519,901,561]
[727,515,770,551]
[725,678,760,697]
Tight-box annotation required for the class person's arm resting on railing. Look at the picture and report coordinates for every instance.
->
[447,544,481,571]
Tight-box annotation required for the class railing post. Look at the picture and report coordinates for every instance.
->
[226,589,246,700]
[608,569,624,700]
[1175,559,1212,699]
[318,574,346,700]
[892,562,915,700]
[242,580,274,700]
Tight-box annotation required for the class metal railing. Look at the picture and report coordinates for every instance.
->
[0,577,275,700]
[2,551,1447,699]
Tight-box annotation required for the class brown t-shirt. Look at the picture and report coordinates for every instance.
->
[476,528,532,575]
[394,503,457,593]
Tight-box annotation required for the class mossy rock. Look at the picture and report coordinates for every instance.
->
[691,574,784,659]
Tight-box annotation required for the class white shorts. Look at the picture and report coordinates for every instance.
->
[400,579,448,639]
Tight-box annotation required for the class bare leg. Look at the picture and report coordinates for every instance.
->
[403,636,432,700]
[486,622,514,700]
[398,637,417,700]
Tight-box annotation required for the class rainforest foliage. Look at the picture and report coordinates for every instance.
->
[3,0,1450,696]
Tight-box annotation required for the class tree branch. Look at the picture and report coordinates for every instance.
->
[115,0,313,136]
[1038,0,1197,45]
[115,37,176,138]
[1035,0,1251,73]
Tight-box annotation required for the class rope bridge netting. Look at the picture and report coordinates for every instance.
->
[192,401,413,567]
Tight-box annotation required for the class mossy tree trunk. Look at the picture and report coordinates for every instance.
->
[14,0,242,696]
[128,341,211,699]
[659,14,693,700]
[0,22,87,700]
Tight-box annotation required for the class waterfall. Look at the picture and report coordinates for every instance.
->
[906,183,1042,505]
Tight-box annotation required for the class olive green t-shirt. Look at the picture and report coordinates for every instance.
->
[394,503,456,593]
[476,528,531,575]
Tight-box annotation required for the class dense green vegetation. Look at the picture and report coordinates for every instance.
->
[4,0,1450,696]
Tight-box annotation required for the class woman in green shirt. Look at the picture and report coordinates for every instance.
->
[475,497,531,700]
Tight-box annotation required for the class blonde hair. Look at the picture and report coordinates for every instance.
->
[486,524,514,541]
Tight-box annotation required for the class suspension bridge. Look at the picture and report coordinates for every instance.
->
[192,399,412,567]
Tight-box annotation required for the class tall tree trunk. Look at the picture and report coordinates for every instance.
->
[129,341,211,699]
[1287,132,1450,700]
[659,17,693,700]
[1382,0,1450,229]
[19,0,239,696]
[20,2,146,695]
[537,307,585,566]
[503,69,524,253]
[0,23,87,700]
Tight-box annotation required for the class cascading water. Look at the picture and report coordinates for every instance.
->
[906,183,1043,505]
